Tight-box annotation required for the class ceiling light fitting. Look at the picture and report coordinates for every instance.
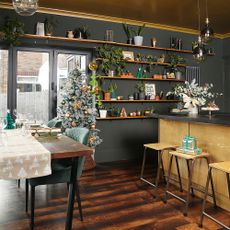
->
[193,0,207,63]
[201,0,214,43]
[12,0,38,16]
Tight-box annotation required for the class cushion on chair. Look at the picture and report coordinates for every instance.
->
[47,117,62,128]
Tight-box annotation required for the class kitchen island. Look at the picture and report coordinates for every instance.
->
[152,113,230,211]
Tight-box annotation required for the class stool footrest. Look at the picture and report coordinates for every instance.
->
[202,211,230,230]
[166,191,186,203]
[140,177,157,188]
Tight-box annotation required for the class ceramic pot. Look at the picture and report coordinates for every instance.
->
[175,71,183,80]
[139,92,145,100]
[104,92,111,100]
[134,36,143,46]
[188,104,198,115]
[133,92,139,100]
[108,70,115,77]
[99,110,107,118]
[127,38,133,44]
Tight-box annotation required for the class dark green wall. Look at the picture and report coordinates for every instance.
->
[0,8,225,162]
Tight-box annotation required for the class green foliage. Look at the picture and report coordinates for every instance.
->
[122,23,133,38]
[1,17,24,46]
[136,82,145,92]
[132,24,146,36]
[108,83,117,93]
[76,26,90,38]
[167,54,185,73]
[96,45,126,76]
[44,17,58,35]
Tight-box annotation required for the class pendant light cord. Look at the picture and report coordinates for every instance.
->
[198,0,201,32]
[206,0,208,18]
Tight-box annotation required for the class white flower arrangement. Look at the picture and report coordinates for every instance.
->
[166,79,222,109]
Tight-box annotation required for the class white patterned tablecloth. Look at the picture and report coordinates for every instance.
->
[0,130,51,180]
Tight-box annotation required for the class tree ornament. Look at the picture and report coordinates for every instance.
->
[71,121,77,127]
[91,124,96,129]
[74,101,81,109]
[81,85,89,92]
[89,62,98,72]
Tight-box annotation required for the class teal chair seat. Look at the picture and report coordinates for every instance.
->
[26,127,89,230]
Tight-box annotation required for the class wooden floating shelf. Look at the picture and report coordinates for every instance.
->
[125,59,186,67]
[23,34,192,54]
[96,116,151,120]
[96,58,186,67]
[99,76,185,82]
[99,100,180,103]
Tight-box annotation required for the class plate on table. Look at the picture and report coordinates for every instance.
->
[170,109,189,115]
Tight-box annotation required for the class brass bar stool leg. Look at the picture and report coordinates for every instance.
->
[175,156,183,192]
[140,147,147,179]
[164,154,174,203]
[184,159,195,216]
[198,167,212,228]
[155,150,162,188]
[186,160,194,196]
[226,173,230,199]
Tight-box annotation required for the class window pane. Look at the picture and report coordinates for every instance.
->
[0,50,8,118]
[57,53,87,107]
[16,51,49,123]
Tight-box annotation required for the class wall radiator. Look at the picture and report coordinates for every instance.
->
[185,66,200,85]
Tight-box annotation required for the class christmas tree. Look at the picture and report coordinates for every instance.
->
[3,110,15,129]
[57,68,102,148]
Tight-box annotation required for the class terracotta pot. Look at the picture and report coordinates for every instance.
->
[104,92,111,100]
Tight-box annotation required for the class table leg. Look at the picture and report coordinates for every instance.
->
[65,157,79,230]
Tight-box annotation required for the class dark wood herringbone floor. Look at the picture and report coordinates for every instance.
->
[0,161,229,230]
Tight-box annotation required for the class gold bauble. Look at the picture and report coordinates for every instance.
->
[71,121,77,127]
[94,86,101,95]
[65,113,70,118]
[91,124,96,129]
[89,62,98,71]
[74,101,81,109]
[81,85,89,92]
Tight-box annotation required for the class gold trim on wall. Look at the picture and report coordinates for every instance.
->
[0,2,224,39]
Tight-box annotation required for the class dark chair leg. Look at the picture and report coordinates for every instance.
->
[186,160,194,196]
[75,180,83,221]
[161,153,166,184]
[155,150,162,188]
[26,179,29,213]
[18,179,21,188]
[30,186,35,230]
[140,147,147,179]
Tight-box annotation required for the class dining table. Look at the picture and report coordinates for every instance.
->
[0,129,93,230]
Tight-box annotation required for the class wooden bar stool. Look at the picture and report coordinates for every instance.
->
[165,151,216,216]
[199,161,230,229]
[140,143,178,188]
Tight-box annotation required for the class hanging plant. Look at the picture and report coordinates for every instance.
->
[0,17,24,46]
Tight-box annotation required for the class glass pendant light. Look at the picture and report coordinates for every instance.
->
[193,0,207,62]
[201,0,214,43]
[12,0,38,16]
[193,36,207,62]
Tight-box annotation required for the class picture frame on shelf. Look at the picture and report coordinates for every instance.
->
[145,83,156,99]
[122,51,134,61]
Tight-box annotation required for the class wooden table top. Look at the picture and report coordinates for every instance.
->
[36,135,93,159]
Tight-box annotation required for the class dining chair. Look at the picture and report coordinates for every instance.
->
[25,127,89,230]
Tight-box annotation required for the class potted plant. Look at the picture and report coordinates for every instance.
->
[107,105,120,117]
[1,17,24,46]
[96,45,126,76]
[135,82,145,100]
[132,23,145,46]
[44,18,55,36]
[122,23,133,44]
[108,83,117,100]
[167,54,185,80]
[75,26,90,39]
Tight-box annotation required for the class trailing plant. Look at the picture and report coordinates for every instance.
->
[96,45,126,76]
[1,17,24,46]
[132,23,146,36]
[122,23,133,39]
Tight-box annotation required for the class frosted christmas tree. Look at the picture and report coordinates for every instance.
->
[57,68,102,148]
[3,110,15,129]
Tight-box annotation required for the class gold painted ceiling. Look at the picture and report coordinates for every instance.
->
[0,0,229,35]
